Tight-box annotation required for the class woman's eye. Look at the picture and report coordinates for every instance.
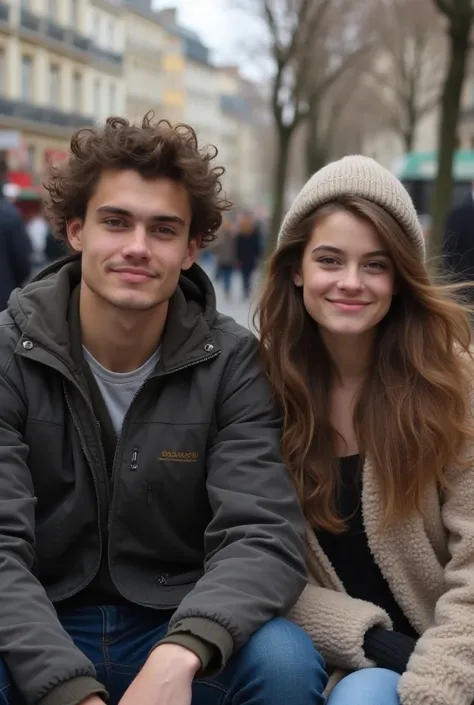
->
[366,261,386,270]
[318,257,339,266]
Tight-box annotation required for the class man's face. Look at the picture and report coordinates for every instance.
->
[67,169,199,312]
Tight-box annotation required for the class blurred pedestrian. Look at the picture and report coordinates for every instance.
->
[443,182,474,288]
[213,215,236,299]
[0,179,32,311]
[27,206,49,272]
[235,211,262,299]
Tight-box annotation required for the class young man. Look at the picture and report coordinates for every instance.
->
[0,116,327,705]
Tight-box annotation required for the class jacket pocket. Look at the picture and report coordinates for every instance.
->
[156,568,204,587]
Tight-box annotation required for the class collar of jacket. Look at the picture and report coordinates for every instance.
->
[8,253,220,375]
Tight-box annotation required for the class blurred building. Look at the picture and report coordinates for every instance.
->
[180,26,221,150]
[128,3,272,211]
[0,0,125,180]
[216,66,270,209]
[125,2,185,124]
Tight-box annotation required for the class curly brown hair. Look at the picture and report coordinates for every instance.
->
[44,113,231,246]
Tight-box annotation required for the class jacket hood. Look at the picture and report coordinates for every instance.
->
[7,254,219,372]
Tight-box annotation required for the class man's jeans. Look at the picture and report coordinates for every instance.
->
[0,605,328,705]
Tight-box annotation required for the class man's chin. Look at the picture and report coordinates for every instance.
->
[106,293,165,312]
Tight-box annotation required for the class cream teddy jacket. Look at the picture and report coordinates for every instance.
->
[288,454,474,705]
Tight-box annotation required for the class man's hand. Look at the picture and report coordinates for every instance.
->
[119,643,201,705]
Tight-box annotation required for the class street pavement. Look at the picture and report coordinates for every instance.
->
[201,262,257,332]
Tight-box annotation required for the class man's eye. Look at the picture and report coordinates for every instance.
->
[105,218,126,228]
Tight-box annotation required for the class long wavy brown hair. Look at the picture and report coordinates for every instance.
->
[257,195,474,532]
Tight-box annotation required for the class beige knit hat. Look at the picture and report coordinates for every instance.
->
[277,155,425,259]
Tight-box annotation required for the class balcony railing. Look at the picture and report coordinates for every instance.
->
[90,44,123,65]
[20,8,41,32]
[72,31,90,52]
[0,97,95,130]
[46,20,66,43]
[18,11,123,66]
[0,1,9,22]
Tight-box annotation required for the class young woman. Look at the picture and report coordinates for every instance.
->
[257,155,474,705]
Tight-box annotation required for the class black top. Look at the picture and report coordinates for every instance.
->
[316,454,417,639]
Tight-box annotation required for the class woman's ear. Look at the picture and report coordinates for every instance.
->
[293,269,303,287]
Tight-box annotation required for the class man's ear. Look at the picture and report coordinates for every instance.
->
[182,235,201,271]
[66,218,84,253]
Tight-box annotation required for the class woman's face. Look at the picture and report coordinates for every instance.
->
[294,210,396,339]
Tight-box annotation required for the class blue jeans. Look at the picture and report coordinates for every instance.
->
[327,668,400,705]
[0,605,327,705]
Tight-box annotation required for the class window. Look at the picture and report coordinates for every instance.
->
[49,63,60,106]
[0,49,5,96]
[21,55,33,101]
[93,78,101,117]
[109,82,116,114]
[72,71,82,112]
[26,145,36,172]
[108,19,114,48]
[20,0,29,9]
[92,11,99,39]
[47,0,57,20]
[70,0,78,27]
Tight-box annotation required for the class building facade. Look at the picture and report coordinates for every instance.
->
[0,0,125,178]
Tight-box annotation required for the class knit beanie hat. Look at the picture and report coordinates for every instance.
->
[277,155,425,259]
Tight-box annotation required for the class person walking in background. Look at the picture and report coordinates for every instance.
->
[257,156,474,705]
[213,215,236,299]
[0,171,32,311]
[443,181,474,287]
[26,205,49,273]
[235,210,262,299]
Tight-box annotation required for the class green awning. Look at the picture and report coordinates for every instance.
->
[392,151,474,181]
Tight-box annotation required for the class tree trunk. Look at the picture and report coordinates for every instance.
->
[430,17,471,254]
[403,127,415,154]
[266,125,293,257]
[305,98,328,177]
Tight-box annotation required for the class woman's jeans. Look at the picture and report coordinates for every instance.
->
[0,605,328,705]
[327,668,400,705]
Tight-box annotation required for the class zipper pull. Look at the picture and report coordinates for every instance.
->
[130,447,139,471]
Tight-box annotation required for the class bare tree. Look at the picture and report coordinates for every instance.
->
[430,0,474,252]
[364,0,445,154]
[261,0,334,251]
[303,1,375,176]
[305,58,371,176]
[233,0,374,252]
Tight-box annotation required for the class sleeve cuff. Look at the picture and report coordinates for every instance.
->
[157,617,234,676]
[38,676,108,705]
[157,633,217,674]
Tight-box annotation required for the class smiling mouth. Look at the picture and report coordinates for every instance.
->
[328,300,370,311]
[111,269,155,283]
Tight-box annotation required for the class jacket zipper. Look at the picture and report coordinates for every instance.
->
[106,349,220,600]
[62,386,104,600]
[130,448,139,471]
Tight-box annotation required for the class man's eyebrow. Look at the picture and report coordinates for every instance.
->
[96,206,186,226]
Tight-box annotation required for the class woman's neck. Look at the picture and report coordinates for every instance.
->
[321,330,374,386]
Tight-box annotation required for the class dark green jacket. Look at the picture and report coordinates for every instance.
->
[0,256,307,705]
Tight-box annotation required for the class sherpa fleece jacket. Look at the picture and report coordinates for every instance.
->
[289,451,474,705]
